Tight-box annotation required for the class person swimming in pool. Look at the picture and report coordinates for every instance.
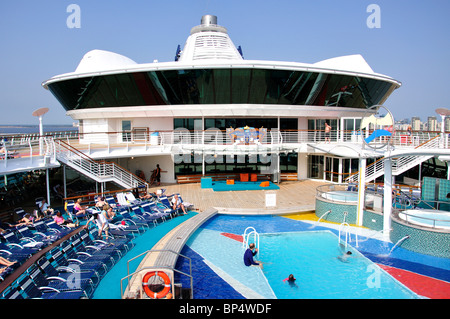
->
[283,274,298,287]
[243,243,263,269]
[338,250,353,263]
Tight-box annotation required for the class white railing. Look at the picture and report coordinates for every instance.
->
[54,140,147,189]
[346,136,441,183]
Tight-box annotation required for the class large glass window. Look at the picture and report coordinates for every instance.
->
[308,155,324,179]
[48,69,397,111]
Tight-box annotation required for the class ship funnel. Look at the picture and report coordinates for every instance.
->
[180,15,244,62]
[201,15,217,26]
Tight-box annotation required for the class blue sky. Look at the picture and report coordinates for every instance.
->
[0,0,449,125]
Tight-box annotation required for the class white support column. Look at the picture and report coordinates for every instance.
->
[383,157,393,238]
[356,158,366,226]
[46,168,51,206]
[63,165,67,198]
[202,152,205,176]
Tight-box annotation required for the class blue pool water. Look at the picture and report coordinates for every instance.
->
[399,209,450,230]
[259,231,417,299]
[92,213,195,299]
[185,228,276,299]
[177,215,450,298]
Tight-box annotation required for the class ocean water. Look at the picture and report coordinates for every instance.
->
[0,125,76,135]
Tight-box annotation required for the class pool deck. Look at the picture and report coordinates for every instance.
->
[123,179,322,298]
[150,179,322,214]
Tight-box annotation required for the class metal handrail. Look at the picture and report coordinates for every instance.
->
[54,139,147,189]
[394,209,450,230]
[120,249,193,299]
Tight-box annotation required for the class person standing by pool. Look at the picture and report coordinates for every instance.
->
[155,164,161,186]
[243,243,263,269]
[85,206,110,239]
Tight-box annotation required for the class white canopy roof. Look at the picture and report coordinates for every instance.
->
[74,49,138,74]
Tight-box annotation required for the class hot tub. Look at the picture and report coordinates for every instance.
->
[398,209,450,230]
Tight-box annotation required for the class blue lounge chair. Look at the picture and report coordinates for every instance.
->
[0,229,44,250]
[46,247,105,280]
[139,202,166,222]
[158,196,178,216]
[13,273,88,299]
[71,231,123,261]
[60,241,110,276]
[0,242,37,261]
[16,225,55,246]
[27,264,95,298]
[115,209,149,231]
[149,201,173,220]
[105,195,119,209]
[70,234,119,264]
[80,229,131,256]
[0,244,31,267]
[130,205,159,227]
[33,220,66,240]
[37,254,100,288]
[44,219,73,237]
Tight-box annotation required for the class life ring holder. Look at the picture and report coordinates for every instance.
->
[142,271,171,299]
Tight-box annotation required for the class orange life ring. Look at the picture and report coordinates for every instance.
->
[142,271,171,299]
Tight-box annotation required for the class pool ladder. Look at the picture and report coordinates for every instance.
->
[338,213,358,249]
[242,227,260,251]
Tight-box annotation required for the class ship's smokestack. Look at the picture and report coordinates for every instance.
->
[201,15,217,26]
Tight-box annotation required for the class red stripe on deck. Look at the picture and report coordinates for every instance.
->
[378,264,450,299]
[221,232,243,242]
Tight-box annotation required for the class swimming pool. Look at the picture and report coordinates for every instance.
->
[183,218,419,299]
[398,209,450,230]
[259,231,417,299]
[177,214,450,299]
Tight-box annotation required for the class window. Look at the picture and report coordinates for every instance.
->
[48,69,397,111]
[122,120,132,142]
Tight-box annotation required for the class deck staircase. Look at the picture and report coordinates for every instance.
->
[346,136,440,183]
[54,140,148,189]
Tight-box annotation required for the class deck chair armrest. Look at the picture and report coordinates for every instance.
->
[7,243,24,249]
[0,249,12,255]
[93,239,108,245]
[47,276,67,282]
[33,232,49,238]
[56,266,76,273]
[85,245,100,251]
[77,251,93,257]
[39,286,60,293]
[68,258,85,264]
[21,237,37,243]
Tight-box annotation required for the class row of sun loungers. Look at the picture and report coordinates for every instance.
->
[0,191,194,299]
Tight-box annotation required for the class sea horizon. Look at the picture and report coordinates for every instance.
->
[0,124,77,135]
